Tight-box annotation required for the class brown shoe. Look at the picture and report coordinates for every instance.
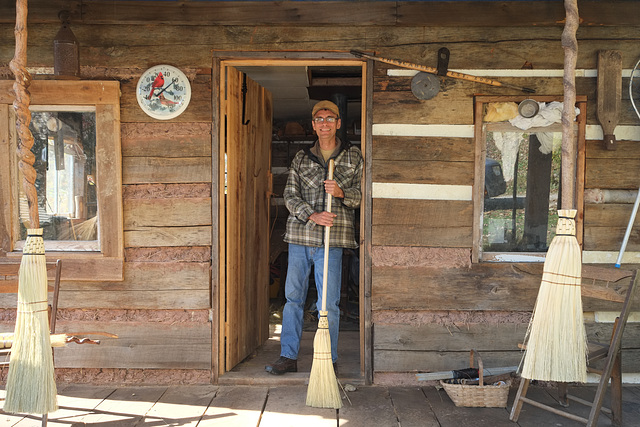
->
[265,356,297,375]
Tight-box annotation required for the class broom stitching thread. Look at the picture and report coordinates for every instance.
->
[540,279,581,287]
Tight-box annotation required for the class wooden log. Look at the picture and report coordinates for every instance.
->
[51,262,210,292]
[372,159,473,185]
[0,290,210,310]
[52,320,211,369]
[374,323,530,352]
[373,90,474,125]
[586,158,640,189]
[123,157,212,185]
[585,204,640,227]
[374,349,522,373]
[584,227,640,252]
[586,140,640,159]
[371,264,640,312]
[373,322,640,353]
[397,2,640,27]
[374,348,640,373]
[373,199,472,226]
[373,224,472,248]
[0,80,120,105]
[584,203,640,251]
[124,226,212,248]
[124,198,212,228]
[79,1,396,26]
[121,122,212,158]
[2,2,638,27]
[373,136,474,162]
[373,199,473,247]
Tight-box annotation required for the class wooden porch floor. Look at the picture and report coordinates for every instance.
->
[1,382,639,426]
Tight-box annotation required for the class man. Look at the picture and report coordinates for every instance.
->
[266,100,363,375]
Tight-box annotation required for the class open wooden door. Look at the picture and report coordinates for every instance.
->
[221,66,272,372]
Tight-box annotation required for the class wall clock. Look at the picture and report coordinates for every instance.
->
[136,64,191,120]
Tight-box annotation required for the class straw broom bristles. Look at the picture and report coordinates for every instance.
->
[306,311,342,408]
[520,210,588,382]
[4,229,58,414]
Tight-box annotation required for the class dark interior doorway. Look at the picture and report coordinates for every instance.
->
[219,62,364,384]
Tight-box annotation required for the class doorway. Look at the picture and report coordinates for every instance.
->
[212,53,368,384]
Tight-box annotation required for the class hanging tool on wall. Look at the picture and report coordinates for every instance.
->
[241,73,250,125]
[597,50,622,150]
[351,50,535,94]
[409,47,450,100]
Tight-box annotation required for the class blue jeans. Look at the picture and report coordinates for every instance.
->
[280,243,343,363]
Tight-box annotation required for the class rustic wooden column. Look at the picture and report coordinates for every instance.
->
[560,0,579,210]
[11,0,38,229]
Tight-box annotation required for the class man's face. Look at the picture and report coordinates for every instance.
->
[312,109,341,139]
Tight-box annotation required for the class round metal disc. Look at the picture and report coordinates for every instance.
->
[411,72,440,100]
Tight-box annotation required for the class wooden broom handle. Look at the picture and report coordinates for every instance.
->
[560,0,579,211]
[12,0,38,227]
[320,159,335,313]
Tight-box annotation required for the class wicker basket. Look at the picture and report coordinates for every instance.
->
[440,350,511,408]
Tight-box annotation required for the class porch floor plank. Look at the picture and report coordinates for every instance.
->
[338,385,398,426]
[2,382,640,426]
[389,386,439,427]
[70,386,167,425]
[33,384,116,426]
[260,385,337,427]
[199,385,268,426]
[142,385,218,426]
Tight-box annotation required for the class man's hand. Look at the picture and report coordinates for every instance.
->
[309,211,337,227]
[324,179,344,198]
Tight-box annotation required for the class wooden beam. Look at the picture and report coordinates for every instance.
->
[310,77,362,87]
[397,1,640,27]
[362,58,374,385]
[1,1,636,27]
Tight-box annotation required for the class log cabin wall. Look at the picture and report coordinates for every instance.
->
[0,1,639,384]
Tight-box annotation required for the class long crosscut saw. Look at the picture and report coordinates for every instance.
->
[351,50,535,94]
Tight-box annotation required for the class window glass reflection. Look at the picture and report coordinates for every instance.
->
[482,131,562,253]
[19,110,98,244]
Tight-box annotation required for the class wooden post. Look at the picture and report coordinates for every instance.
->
[11,0,38,228]
[560,0,579,211]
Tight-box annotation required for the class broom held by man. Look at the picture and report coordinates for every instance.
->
[265,100,363,375]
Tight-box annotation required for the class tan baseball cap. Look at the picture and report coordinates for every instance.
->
[312,100,340,118]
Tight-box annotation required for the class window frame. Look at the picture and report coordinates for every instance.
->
[0,80,123,281]
[472,95,587,264]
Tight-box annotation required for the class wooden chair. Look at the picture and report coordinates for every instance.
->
[510,268,639,427]
[0,259,62,365]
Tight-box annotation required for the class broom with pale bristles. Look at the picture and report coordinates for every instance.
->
[4,0,58,415]
[520,210,587,382]
[520,0,587,383]
[306,159,342,409]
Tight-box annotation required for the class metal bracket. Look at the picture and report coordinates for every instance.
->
[437,47,450,76]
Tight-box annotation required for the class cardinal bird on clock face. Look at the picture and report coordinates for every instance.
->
[148,72,164,100]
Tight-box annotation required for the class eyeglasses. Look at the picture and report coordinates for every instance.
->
[313,116,338,124]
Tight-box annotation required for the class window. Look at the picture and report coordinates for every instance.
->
[472,96,586,263]
[0,81,123,280]
[22,109,98,247]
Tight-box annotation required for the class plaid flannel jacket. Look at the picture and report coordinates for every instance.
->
[283,139,363,249]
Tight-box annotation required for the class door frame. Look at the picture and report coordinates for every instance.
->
[211,51,373,384]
